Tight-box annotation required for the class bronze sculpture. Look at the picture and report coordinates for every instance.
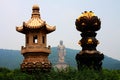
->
[75,11,104,70]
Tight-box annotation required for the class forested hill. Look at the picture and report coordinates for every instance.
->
[0,48,120,70]
[0,49,23,69]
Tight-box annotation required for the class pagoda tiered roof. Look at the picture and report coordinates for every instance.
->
[16,4,56,34]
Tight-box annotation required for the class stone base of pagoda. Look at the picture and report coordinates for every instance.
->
[75,50,104,70]
[20,53,52,73]
[21,62,51,73]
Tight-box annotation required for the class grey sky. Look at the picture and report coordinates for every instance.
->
[0,0,120,60]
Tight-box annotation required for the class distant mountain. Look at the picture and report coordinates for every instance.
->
[0,48,120,70]
[0,49,23,69]
[50,47,120,70]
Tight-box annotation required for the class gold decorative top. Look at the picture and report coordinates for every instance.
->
[78,11,95,20]
[16,4,56,34]
[75,11,101,32]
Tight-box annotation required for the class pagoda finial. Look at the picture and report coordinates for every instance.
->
[32,4,40,18]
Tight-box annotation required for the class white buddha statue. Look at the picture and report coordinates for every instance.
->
[57,40,66,63]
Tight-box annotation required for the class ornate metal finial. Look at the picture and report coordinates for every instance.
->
[76,11,101,32]
[75,11,104,70]
[78,11,95,20]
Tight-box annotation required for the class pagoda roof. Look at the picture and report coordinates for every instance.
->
[16,4,56,34]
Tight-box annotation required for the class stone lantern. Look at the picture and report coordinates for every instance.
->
[75,11,104,70]
[16,4,56,72]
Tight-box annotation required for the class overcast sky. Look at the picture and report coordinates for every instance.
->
[0,0,120,60]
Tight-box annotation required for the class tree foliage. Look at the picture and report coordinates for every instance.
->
[0,67,120,80]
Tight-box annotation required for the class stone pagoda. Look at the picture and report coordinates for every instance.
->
[16,4,56,72]
[75,11,104,70]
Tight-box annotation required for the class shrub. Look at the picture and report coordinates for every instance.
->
[0,67,120,80]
